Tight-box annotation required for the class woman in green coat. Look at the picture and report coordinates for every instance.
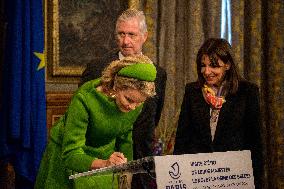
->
[35,55,157,189]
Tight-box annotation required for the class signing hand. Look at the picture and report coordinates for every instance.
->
[90,152,127,170]
[106,152,127,167]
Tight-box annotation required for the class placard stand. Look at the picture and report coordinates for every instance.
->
[69,150,255,189]
[69,156,155,180]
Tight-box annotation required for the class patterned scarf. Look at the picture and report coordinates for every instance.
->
[202,84,227,141]
[202,84,226,109]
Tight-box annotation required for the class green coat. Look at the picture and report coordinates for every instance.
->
[35,79,143,189]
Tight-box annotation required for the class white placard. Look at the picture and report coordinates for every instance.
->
[154,150,255,189]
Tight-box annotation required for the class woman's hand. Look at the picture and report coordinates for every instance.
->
[106,152,127,167]
[90,152,127,170]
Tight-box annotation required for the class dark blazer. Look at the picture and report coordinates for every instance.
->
[174,80,263,189]
[81,49,167,159]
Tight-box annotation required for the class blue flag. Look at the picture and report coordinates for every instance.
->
[0,0,47,183]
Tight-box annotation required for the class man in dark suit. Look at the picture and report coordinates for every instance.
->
[81,9,167,188]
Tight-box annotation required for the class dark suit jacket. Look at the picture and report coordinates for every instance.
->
[174,80,263,189]
[81,50,167,160]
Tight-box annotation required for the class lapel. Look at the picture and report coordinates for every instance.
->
[194,89,212,143]
[194,88,238,144]
[213,94,236,142]
[110,51,119,62]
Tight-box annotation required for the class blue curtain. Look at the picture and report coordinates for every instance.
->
[0,0,47,184]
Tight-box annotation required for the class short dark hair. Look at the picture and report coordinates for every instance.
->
[196,38,241,94]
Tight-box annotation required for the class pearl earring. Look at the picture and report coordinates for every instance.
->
[109,89,116,99]
[110,93,116,99]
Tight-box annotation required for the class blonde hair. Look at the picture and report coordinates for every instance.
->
[101,55,156,97]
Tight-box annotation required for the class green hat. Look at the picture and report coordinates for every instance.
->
[118,63,157,81]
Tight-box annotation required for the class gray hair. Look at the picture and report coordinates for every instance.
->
[115,9,148,34]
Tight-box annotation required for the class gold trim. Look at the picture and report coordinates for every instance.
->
[45,0,81,83]
[52,0,83,76]
[44,0,141,83]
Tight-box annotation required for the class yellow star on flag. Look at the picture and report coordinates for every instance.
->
[34,51,45,70]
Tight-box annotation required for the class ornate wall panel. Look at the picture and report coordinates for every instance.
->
[46,92,73,136]
[45,0,128,83]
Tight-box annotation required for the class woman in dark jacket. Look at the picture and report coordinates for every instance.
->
[174,38,263,189]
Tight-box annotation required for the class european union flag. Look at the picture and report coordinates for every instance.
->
[0,0,47,187]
